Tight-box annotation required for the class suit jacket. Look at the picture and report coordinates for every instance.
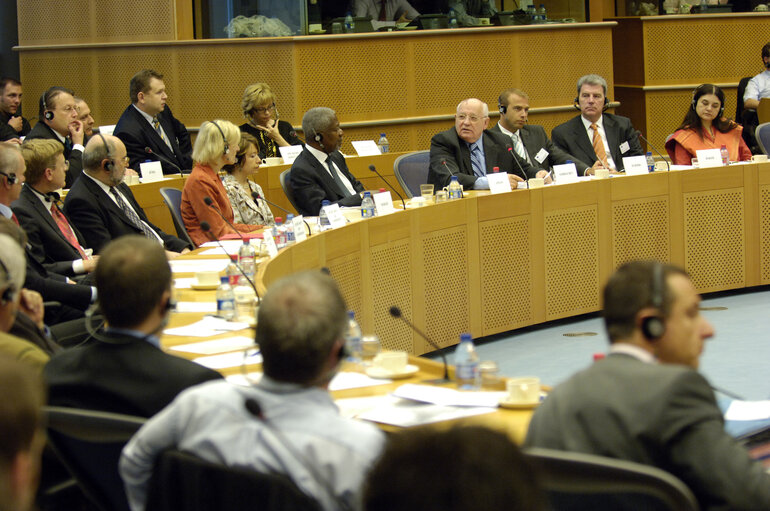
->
[551,113,643,174]
[427,127,536,190]
[289,148,365,217]
[525,353,770,511]
[25,121,84,188]
[12,184,88,277]
[488,123,591,173]
[114,104,193,175]
[0,110,31,140]
[63,174,189,254]
[44,333,223,417]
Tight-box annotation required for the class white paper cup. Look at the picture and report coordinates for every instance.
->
[594,168,610,179]
[528,177,544,188]
[373,351,408,373]
[506,377,541,404]
[264,157,283,166]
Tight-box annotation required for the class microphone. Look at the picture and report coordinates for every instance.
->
[203,196,244,240]
[441,160,463,198]
[144,147,185,177]
[710,385,744,401]
[507,146,529,184]
[636,130,670,172]
[200,221,260,304]
[368,164,406,210]
[388,306,451,384]
[250,191,311,237]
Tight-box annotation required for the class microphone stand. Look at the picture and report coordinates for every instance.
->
[389,306,451,384]
[144,147,187,178]
[200,221,261,304]
[636,130,670,172]
[251,191,311,237]
[368,164,406,210]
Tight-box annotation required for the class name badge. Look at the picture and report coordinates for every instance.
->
[619,141,630,154]
[323,203,346,229]
[488,172,512,194]
[552,162,579,184]
[696,148,723,168]
[263,232,278,258]
[534,148,549,164]
[292,215,307,242]
[373,191,395,215]
[622,155,649,176]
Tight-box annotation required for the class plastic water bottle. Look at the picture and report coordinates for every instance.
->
[237,239,255,281]
[226,255,240,285]
[344,12,355,32]
[319,199,331,231]
[720,145,729,165]
[538,3,547,20]
[377,133,389,154]
[285,214,296,244]
[454,333,480,390]
[361,192,375,218]
[345,311,363,365]
[526,4,536,20]
[646,152,655,173]
[233,278,256,325]
[272,217,286,249]
[449,8,458,28]
[216,276,235,320]
[447,176,463,200]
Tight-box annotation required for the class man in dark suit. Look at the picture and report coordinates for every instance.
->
[490,88,590,180]
[63,135,190,255]
[114,69,192,175]
[289,106,364,216]
[25,87,85,188]
[0,78,31,142]
[525,260,770,511]
[551,74,643,175]
[428,98,538,191]
[44,235,222,418]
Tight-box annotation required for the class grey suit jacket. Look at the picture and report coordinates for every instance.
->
[525,353,770,511]
[489,123,591,173]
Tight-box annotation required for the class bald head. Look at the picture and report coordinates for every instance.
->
[83,135,127,186]
[455,98,489,144]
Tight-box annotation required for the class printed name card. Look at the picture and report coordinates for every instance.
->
[262,232,278,258]
[139,161,164,182]
[696,148,723,168]
[552,162,579,184]
[278,145,303,164]
[622,155,649,176]
[373,191,395,215]
[351,140,381,157]
[323,203,346,229]
[487,172,512,194]
[292,215,307,242]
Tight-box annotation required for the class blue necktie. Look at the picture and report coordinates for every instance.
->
[470,144,485,177]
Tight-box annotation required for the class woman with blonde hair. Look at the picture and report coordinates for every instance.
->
[222,132,274,226]
[239,83,303,160]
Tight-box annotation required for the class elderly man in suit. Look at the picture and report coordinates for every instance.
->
[551,74,643,175]
[525,260,770,511]
[114,69,192,175]
[428,98,540,191]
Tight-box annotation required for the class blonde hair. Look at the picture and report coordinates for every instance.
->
[20,139,63,185]
[192,120,241,165]
[241,83,277,119]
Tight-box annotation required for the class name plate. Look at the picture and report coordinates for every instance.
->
[488,172,512,194]
[292,215,307,242]
[262,232,278,258]
[278,145,303,164]
[139,161,164,182]
[696,148,723,168]
[323,203,346,229]
[373,191,395,214]
[351,140,381,157]
[552,162,579,184]
[622,155,649,176]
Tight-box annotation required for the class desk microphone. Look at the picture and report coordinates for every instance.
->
[508,146,529,185]
[388,306,451,384]
[250,191,311,237]
[144,147,186,178]
[368,164,405,210]
[710,384,744,401]
[200,221,260,304]
[636,130,670,172]
[203,196,244,240]
[441,160,463,198]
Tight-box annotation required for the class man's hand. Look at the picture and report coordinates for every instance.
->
[508,174,524,189]
[397,12,413,23]
[165,250,182,260]
[8,116,23,133]
[5,137,21,145]
[179,248,191,255]
[68,119,85,145]
[125,168,139,177]
[535,169,552,184]
[82,255,100,273]
[18,289,45,328]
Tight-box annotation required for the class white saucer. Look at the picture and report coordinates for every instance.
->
[498,398,540,410]
[191,283,219,290]
[366,364,419,379]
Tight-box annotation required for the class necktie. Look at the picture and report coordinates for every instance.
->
[590,123,608,166]
[379,0,387,20]
[10,212,19,225]
[512,132,529,163]
[109,187,158,240]
[63,137,73,156]
[50,202,87,258]
[470,144,485,177]
[153,117,173,150]
[326,158,352,197]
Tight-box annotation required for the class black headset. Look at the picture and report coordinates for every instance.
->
[211,121,229,156]
[499,103,507,114]
[691,86,725,118]
[42,91,54,121]
[641,262,666,341]
[0,171,17,185]
[0,257,17,305]
[97,133,114,171]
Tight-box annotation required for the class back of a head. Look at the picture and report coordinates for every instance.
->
[256,271,346,385]
[0,354,44,473]
[0,232,25,298]
[95,235,171,329]
[301,107,336,141]
[364,426,545,511]
[0,142,22,177]
[82,134,116,173]
[192,120,240,164]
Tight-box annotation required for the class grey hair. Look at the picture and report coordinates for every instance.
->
[83,134,116,172]
[577,74,608,95]
[0,233,25,292]
[0,143,21,177]
[456,98,489,117]
[302,107,337,140]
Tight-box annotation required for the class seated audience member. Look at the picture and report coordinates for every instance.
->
[289,107,364,216]
[552,74,643,175]
[428,98,536,191]
[0,78,31,142]
[365,426,545,511]
[181,120,263,245]
[14,139,97,279]
[491,88,585,180]
[25,87,84,187]
[741,42,770,152]
[74,97,96,141]
[448,0,496,25]
[114,69,192,175]
[239,83,303,160]
[354,0,419,21]
[120,270,385,511]
[525,260,770,510]
[665,84,752,165]
[44,235,222,417]
[0,354,46,511]
[222,132,275,226]
[64,135,190,256]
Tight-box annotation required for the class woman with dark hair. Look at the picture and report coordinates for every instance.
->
[665,84,752,165]
[222,133,275,226]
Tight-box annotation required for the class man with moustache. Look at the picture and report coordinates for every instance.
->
[0,78,31,142]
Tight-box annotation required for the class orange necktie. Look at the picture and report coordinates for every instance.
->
[590,122,608,167]
[51,202,87,259]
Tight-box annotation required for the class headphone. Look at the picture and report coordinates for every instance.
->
[640,262,666,341]
[42,91,54,121]
[574,95,610,112]
[499,103,507,114]
[691,86,725,118]
[0,171,17,185]
[211,121,229,156]
[97,133,114,171]
[0,257,16,305]
[84,295,175,345]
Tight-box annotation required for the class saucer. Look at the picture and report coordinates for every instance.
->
[191,283,219,290]
[366,364,419,379]
[498,398,540,410]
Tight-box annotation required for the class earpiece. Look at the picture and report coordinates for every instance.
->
[97,133,114,171]
[314,132,323,143]
[499,104,507,114]
[573,96,611,112]
[641,263,666,341]
[211,121,229,156]
[0,171,17,186]
[42,91,54,121]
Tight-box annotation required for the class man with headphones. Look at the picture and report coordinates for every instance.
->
[121,271,385,511]
[526,260,770,510]
[551,74,643,175]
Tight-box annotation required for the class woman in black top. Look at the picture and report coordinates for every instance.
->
[239,83,303,160]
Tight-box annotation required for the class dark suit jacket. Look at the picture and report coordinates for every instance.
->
[114,104,192,175]
[63,174,189,254]
[25,121,84,188]
[12,184,88,277]
[551,113,643,174]
[289,148,364,216]
[489,123,591,173]
[0,111,31,140]
[525,353,770,511]
[44,333,223,417]
[427,127,536,190]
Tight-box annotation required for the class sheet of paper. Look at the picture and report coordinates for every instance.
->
[174,301,217,313]
[170,335,255,355]
[193,349,262,370]
[340,395,494,427]
[622,155,649,176]
[199,239,243,251]
[169,259,230,274]
[488,172,512,194]
[263,232,278,257]
[725,400,770,421]
[278,145,303,164]
[293,215,308,242]
[99,124,116,136]
[324,204,346,229]
[227,371,393,391]
[139,160,164,182]
[391,383,506,408]
[174,277,195,289]
[164,316,250,337]
[352,140,381,156]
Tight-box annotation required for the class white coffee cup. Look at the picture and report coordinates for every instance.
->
[528,177,544,189]
[264,157,283,166]
[751,154,768,163]
[194,271,220,287]
[506,377,541,404]
[594,168,610,179]
[373,351,408,373]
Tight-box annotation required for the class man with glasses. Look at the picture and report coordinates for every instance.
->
[114,69,192,175]
[428,98,539,191]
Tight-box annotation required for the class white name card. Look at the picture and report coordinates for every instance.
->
[552,162,579,184]
[622,155,649,176]
[488,172,512,194]
[278,145,304,164]
[696,148,724,168]
[139,161,164,182]
[99,125,116,136]
[262,232,278,258]
[323,203,346,229]
[351,140,381,157]
[373,191,395,215]
[292,215,307,242]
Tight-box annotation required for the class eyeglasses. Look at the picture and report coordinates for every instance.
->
[252,103,276,115]
[456,114,486,123]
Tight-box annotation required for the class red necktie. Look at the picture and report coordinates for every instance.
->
[10,212,18,225]
[51,202,87,258]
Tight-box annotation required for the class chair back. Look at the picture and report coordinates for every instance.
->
[279,169,300,211]
[159,187,194,246]
[523,447,699,511]
[737,76,752,120]
[756,122,770,155]
[146,449,322,511]
[44,406,146,511]
[393,150,430,198]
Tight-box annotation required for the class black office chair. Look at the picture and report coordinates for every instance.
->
[44,406,147,511]
[159,187,194,246]
[523,447,699,511]
[279,169,301,212]
[738,76,761,154]
[756,122,770,155]
[146,449,322,511]
[393,150,430,198]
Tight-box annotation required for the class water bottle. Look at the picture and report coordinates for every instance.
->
[344,12,355,32]
[272,217,286,249]
[646,152,655,173]
[538,3,547,20]
[237,239,255,281]
[285,214,296,244]
[447,176,463,200]
[226,255,240,285]
[377,133,389,153]
[319,199,331,231]
[216,276,235,320]
[345,310,363,365]
[454,333,480,390]
[720,145,729,165]
[449,8,458,28]
[361,192,375,218]
[233,277,257,325]
[526,4,536,20]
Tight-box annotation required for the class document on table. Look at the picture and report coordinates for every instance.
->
[174,302,217,313]
[227,371,390,391]
[193,349,262,370]
[169,259,230,274]
[173,277,195,289]
[335,395,494,427]
[199,239,247,256]
[170,335,255,355]
[164,316,250,337]
[391,383,506,408]
[725,400,770,421]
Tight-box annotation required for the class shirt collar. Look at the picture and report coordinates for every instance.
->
[0,203,11,219]
[581,115,604,131]
[132,104,156,124]
[25,184,54,209]
[609,343,657,364]
[104,327,161,348]
[497,123,517,138]
[306,144,330,166]
[84,171,115,194]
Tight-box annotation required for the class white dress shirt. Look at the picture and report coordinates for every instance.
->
[581,115,616,170]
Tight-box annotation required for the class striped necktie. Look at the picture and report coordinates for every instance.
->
[512,132,529,163]
[50,202,87,258]
[109,187,158,241]
[470,143,485,177]
[590,122,608,166]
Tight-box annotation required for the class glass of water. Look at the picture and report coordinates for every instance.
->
[420,184,434,202]
[360,335,382,366]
